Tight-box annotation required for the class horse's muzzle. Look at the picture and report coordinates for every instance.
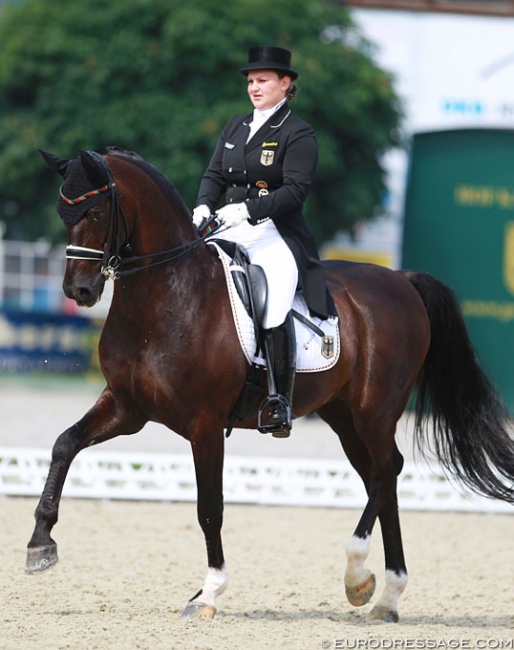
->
[63,266,106,308]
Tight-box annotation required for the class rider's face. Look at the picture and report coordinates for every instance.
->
[247,70,290,110]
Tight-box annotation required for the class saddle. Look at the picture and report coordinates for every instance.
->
[209,239,339,437]
[212,239,268,341]
[212,239,327,342]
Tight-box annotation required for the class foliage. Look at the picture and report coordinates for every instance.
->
[0,0,402,244]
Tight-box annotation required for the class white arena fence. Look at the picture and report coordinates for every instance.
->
[0,446,512,513]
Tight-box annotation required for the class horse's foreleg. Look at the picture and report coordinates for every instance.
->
[25,389,145,573]
[181,431,228,620]
[25,421,83,572]
[181,566,229,620]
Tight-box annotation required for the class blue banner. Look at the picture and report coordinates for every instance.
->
[0,310,101,373]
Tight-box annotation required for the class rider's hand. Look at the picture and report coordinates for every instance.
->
[216,203,250,228]
[192,204,210,228]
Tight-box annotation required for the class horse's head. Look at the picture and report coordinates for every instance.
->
[40,148,128,307]
[41,147,201,309]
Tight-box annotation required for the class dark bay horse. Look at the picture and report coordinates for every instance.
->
[27,147,514,622]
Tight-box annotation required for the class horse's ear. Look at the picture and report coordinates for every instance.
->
[80,150,109,186]
[39,149,70,177]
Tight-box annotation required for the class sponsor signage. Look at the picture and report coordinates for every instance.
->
[0,310,100,373]
[402,129,514,408]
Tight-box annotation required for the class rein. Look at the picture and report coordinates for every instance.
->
[66,239,208,279]
[66,154,220,280]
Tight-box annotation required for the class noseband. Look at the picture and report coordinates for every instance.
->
[65,152,207,280]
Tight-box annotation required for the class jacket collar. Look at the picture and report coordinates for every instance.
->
[243,101,290,128]
[244,102,291,151]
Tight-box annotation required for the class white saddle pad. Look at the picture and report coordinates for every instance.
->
[209,242,340,373]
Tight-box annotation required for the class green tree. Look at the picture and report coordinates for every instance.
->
[0,0,402,244]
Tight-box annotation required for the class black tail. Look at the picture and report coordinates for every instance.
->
[403,270,514,504]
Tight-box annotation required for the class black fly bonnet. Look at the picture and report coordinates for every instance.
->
[57,155,116,225]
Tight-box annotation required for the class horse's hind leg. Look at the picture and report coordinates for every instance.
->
[181,426,228,620]
[25,388,146,573]
[318,403,377,606]
[351,411,408,622]
[318,402,408,622]
[368,487,408,622]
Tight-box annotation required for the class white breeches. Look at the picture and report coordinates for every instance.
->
[213,219,298,329]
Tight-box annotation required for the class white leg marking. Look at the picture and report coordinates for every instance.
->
[194,565,229,608]
[372,569,408,616]
[345,535,372,587]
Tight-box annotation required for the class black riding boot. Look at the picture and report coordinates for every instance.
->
[259,312,296,438]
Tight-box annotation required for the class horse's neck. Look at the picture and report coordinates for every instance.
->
[114,159,193,253]
[110,237,218,323]
[135,200,193,253]
[104,158,222,324]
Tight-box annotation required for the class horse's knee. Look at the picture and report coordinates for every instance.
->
[51,424,84,460]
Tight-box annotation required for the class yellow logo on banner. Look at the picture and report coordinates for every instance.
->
[503,222,514,296]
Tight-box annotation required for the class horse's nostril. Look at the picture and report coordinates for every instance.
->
[64,284,95,307]
[76,287,91,302]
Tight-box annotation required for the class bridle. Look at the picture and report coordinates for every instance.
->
[64,152,213,280]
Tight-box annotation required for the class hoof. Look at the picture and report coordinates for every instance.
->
[25,544,58,573]
[345,573,376,607]
[180,601,216,620]
[367,604,399,623]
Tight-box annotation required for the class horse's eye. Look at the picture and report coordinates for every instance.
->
[88,208,105,223]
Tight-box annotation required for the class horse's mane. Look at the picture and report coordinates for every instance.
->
[99,146,190,214]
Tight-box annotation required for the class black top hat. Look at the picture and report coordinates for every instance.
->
[240,46,298,80]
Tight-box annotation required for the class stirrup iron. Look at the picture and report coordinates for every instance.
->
[258,394,292,437]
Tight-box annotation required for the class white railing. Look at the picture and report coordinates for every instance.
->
[0,446,511,513]
[0,239,66,313]
[0,238,112,317]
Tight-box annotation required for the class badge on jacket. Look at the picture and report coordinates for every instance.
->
[260,150,274,166]
[256,180,269,197]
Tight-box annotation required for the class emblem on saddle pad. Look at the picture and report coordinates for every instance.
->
[322,336,335,359]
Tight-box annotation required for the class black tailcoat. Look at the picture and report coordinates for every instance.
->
[196,102,336,319]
